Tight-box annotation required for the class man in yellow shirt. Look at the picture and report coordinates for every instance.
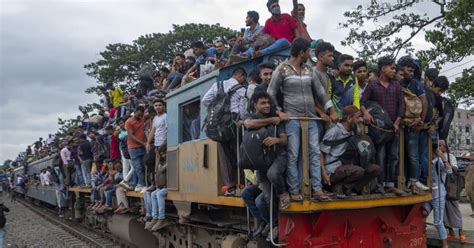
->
[107,83,124,108]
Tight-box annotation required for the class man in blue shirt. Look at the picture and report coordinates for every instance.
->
[187,41,218,77]
[232,11,264,55]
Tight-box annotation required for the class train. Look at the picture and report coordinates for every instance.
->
[13,46,434,248]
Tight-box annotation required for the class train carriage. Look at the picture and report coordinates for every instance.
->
[22,47,434,248]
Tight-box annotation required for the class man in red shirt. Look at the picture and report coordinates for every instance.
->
[239,0,300,59]
[125,106,147,192]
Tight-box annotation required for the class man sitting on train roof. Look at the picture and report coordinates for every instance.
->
[320,105,381,199]
[186,41,218,77]
[231,0,298,63]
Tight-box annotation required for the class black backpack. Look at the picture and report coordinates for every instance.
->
[439,97,454,140]
[323,134,376,167]
[204,81,242,142]
[366,101,395,145]
[239,126,277,171]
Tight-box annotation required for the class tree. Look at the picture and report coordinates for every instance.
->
[448,67,474,107]
[339,0,473,105]
[84,23,237,95]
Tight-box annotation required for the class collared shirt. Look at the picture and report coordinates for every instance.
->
[361,80,405,122]
[262,13,297,42]
[320,123,352,174]
[329,75,360,117]
[431,157,453,190]
[125,117,146,149]
[267,62,332,118]
[244,23,264,44]
[60,147,71,165]
[202,77,246,117]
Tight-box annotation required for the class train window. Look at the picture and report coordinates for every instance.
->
[180,99,201,142]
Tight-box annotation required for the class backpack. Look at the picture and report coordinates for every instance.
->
[239,126,277,171]
[323,134,376,168]
[204,81,242,142]
[365,101,394,145]
[439,97,454,140]
[402,80,422,121]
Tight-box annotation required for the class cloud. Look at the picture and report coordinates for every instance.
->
[0,0,471,162]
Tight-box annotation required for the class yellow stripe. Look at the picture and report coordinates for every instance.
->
[282,194,432,213]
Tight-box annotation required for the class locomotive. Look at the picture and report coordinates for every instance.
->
[15,47,433,248]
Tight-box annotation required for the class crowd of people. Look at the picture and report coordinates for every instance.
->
[6,0,473,245]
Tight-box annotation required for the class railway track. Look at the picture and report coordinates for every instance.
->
[17,198,124,248]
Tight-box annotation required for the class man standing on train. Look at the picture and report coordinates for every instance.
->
[203,67,247,196]
[320,105,381,198]
[125,106,148,192]
[397,56,429,195]
[361,57,404,196]
[267,38,336,201]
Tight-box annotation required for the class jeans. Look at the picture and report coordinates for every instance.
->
[425,187,447,240]
[129,147,146,187]
[286,119,322,192]
[418,130,429,184]
[0,227,4,245]
[152,188,168,220]
[144,191,153,217]
[241,185,264,223]
[104,186,116,207]
[245,38,290,57]
[81,159,92,186]
[261,152,287,196]
[376,133,399,187]
[74,163,84,186]
[405,128,420,182]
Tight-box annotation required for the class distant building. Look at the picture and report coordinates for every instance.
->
[448,108,474,156]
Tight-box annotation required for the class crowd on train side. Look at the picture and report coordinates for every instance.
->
[7,0,473,245]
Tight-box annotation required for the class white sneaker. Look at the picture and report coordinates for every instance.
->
[415,181,429,191]
[134,185,144,192]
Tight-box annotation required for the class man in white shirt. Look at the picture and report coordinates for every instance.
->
[39,170,46,186]
[60,141,73,186]
[203,67,247,196]
[44,167,52,186]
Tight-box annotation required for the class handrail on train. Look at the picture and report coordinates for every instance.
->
[284,117,434,200]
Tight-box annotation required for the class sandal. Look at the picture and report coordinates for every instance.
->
[460,234,467,244]
[290,192,303,202]
[312,190,331,201]
[279,193,291,210]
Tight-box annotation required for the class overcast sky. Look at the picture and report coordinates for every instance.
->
[0,0,472,162]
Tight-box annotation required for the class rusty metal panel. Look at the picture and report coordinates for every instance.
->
[176,139,221,197]
[167,146,179,191]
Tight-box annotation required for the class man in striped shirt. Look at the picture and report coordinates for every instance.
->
[267,38,337,201]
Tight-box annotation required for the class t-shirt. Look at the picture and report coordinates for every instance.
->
[153,113,168,147]
[79,140,93,160]
[125,117,146,149]
[109,87,124,108]
[196,47,218,65]
[262,13,297,42]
